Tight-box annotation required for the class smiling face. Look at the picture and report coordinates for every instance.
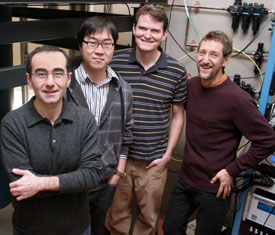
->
[133,14,168,54]
[197,40,231,86]
[80,28,114,74]
[27,51,71,107]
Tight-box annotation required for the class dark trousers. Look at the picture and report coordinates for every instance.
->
[90,184,116,235]
[14,224,91,235]
[163,177,231,235]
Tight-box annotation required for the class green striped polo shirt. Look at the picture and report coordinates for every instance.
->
[110,48,187,161]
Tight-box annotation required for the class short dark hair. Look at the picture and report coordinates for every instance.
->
[26,46,70,74]
[135,5,168,31]
[77,16,118,48]
[198,31,232,58]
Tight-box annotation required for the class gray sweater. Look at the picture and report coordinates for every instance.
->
[0,98,102,235]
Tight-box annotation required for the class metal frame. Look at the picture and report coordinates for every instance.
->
[0,56,83,90]
[0,16,134,45]
[0,1,168,90]
[0,4,137,90]
[231,24,275,235]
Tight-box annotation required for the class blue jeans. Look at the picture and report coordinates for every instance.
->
[163,177,231,235]
[89,184,116,235]
[82,225,91,235]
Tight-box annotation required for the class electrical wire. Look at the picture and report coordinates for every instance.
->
[168,30,197,62]
[164,0,197,63]
[237,139,250,156]
[233,47,264,83]
[262,204,274,228]
[172,149,184,162]
[228,73,265,80]
[237,140,251,151]
[262,158,274,167]
[229,192,241,213]
[172,157,183,162]
[268,112,275,122]
[124,3,131,16]
[232,20,271,58]
[177,50,197,61]
[183,0,203,39]
[164,0,175,52]
[178,2,265,81]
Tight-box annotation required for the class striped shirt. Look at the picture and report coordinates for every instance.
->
[74,64,119,124]
[110,48,187,161]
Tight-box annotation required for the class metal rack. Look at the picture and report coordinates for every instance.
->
[232,23,275,235]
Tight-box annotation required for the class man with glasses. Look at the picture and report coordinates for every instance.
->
[66,16,133,235]
[0,45,102,235]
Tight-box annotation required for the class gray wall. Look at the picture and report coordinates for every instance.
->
[165,0,275,92]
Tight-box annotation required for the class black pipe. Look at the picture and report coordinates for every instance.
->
[0,5,13,209]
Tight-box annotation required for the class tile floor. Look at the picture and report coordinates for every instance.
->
[0,204,166,235]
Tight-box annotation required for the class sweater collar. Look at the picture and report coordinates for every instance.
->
[26,97,73,127]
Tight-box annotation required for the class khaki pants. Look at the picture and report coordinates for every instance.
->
[107,158,167,235]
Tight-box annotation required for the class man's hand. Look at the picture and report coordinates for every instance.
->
[10,169,43,201]
[146,153,171,169]
[108,173,121,186]
[210,169,233,199]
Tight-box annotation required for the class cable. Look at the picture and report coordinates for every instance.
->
[262,205,274,228]
[228,73,265,80]
[124,3,131,16]
[232,20,270,58]
[268,112,275,122]
[164,0,175,52]
[172,157,183,162]
[262,158,274,167]
[177,2,265,80]
[168,30,197,62]
[172,149,184,162]
[229,192,241,214]
[237,140,251,151]
[177,50,197,61]
[237,139,251,156]
[233,47,264,83]
[183,0,203,39]
[174,0,265,80]
[166,0,267,82]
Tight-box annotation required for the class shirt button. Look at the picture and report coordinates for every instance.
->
[52,139,56,144]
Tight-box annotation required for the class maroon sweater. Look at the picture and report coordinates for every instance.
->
[180,76,275,193]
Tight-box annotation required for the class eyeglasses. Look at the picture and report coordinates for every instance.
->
[31,71,68,81]
[83,40,114,51]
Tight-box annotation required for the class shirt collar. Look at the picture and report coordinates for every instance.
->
[26,97,74,127]
[202,72,228,88]
[106,65,119,82]
[129,46,167,70]
[77,63,119,85]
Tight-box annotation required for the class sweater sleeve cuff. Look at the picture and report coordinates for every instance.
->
[57,174,68,194]
[225,163,240,177]
[120,144,130,156]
